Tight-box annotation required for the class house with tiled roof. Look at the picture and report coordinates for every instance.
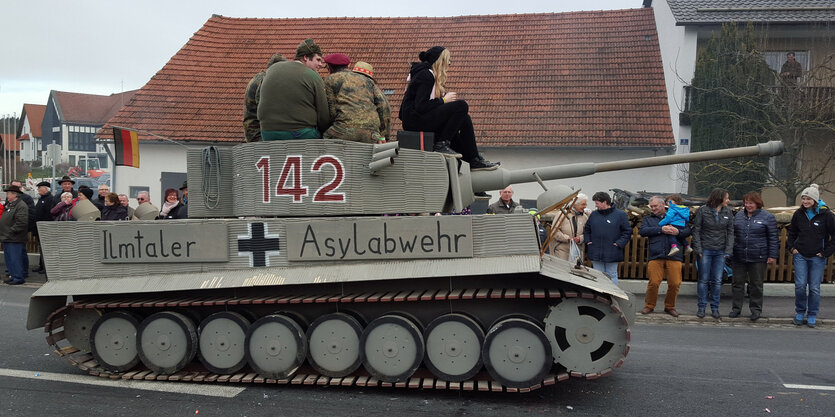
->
[647,0,835,203]
[16,103,47,162]
[42,89,137,176]
[100,10,677,204]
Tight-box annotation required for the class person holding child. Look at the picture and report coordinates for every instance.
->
[730,191,778,321]
[657,194,691,256]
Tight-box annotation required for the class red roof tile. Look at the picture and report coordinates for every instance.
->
[1,133,19,152]
[54,90,138,125]
[101,10,673,148]
[21,103,46,138]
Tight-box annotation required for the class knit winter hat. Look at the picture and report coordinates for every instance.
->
[419,46,445,64]
[296,38,322,58]
[79,187,94,200]
[801,183,820,201]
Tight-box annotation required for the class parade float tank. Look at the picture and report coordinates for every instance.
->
[28,139,783,392]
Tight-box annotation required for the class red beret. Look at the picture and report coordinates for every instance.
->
[324,53,350,66]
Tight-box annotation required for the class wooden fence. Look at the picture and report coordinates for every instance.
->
[616,225,834,283]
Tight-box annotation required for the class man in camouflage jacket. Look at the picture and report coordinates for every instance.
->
[323,60,391,143]
[243,53,286,142]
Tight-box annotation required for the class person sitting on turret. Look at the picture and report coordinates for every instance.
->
[658,194,692,256]
[323,54,391,144]
[399,46,498,171]
[258,39,331,140]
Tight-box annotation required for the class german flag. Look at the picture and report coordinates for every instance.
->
[112,127,140,168]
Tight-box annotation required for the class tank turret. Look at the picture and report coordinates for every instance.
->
[188,140,784,217]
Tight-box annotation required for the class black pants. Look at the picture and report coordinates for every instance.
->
[731,261,765,314]
[403,100,479,161]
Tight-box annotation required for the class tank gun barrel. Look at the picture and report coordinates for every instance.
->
[470,140,784,193]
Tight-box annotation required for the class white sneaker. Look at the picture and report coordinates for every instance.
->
[667,247,680,256]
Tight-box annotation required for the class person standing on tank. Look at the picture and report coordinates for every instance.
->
[398,46,497,171]
[691,188,734,319]
[787,184,835,328]
[243,53,287,142]
[258,39,330,140]
[322,54,391,144]
[729,191,778,321]
[583,191,631,285]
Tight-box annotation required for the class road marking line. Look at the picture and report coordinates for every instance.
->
[784,383,835,392]
[0,368,245,398]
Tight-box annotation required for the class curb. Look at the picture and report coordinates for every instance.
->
[619,279,835,297]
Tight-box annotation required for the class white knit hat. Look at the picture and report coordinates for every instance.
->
[801,183,820,202]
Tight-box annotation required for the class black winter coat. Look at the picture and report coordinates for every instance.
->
[692,205,734,255]
[583,207,632,262]
[787,205,835,258]
[100,205,129,221]
[732,209,779,263]
[34,193,55,236]
[639,213,692,262]
[399,65,444,128]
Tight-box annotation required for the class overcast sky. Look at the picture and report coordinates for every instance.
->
[0,0,639,117]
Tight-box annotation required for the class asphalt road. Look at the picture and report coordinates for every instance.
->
[1,284,833,417]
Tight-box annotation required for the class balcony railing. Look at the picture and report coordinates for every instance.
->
[680,85,835,126]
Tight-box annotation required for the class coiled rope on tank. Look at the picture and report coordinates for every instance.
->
[201,146,222,209]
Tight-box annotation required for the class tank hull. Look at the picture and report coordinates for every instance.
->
[31,214,631,391]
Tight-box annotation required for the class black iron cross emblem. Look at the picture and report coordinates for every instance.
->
[237,222,280,267]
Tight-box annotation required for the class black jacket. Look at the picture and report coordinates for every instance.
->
[639,212,692,262]
[787,204,835,258]
[399,65,444,126]
[100,205,129,221]
[692,205,734,255]
[732,209,779,263]
[34,193,55,236]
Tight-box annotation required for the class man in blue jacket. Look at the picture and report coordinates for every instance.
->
[639,196,692,317]
[584,191,631,285]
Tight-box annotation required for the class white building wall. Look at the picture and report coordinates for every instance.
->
[109,142,191,205]
[651,0,699,193]
[480,148,679,208]
[18,117,36,161]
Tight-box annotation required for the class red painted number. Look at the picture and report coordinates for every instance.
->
[275,155,308,202]
[256,156,270,203]
[312,156,345,202]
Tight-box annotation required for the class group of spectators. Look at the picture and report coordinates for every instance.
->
[588,184,833,327]
[498,184,834,326]
[0,176,189,285]
[242,39,498,187]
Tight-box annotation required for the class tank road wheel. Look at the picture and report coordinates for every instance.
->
[245,314,307,379]
[198,312,250,374]
[64,309,102,353]
[423,313,484,382]
[90,311,142,372]
[482,317,552,389]
[306,312,363,377]
[137,312,199,375]
[361,314,425,383]
[544,297,629,377]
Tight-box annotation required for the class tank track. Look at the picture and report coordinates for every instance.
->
[44,287,629,393]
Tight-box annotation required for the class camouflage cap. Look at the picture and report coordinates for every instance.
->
[267,53,287,67]
[296,38,322,58]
